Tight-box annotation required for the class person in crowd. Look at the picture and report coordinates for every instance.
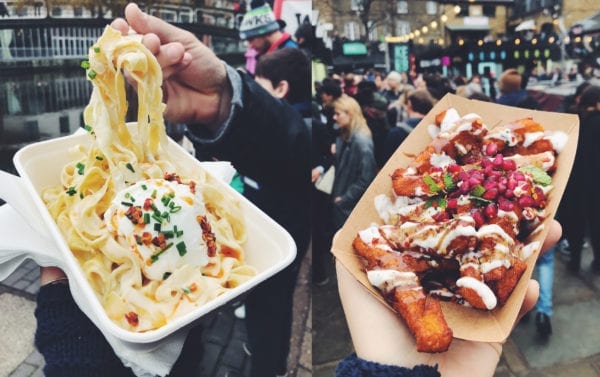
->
[373,70,387,94]
[331,95,377,230]
[424,73,455,100]
[334,220,562,377]
[355,80,390,168]
[515,94,554,338]
[496,68,529,107]
[318,77,343,131]
[382,89,434,164]
[562,85,600,274]
[254,47,311,119]
[468,91,493,102]
[35,4,310,377]
[483,67,497,100]
[382,71,406,127]
[238,1,297,63]
[343,72,358,97]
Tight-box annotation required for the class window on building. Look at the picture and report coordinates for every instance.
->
[73,6,83,17]
[351,0,363,11]
[482,5,495,17]
[51,6,62,16]
[397,1,408,14]
[396,20,410,36]
[344,21,360,40]
[426,1,437,15]
[458,5,469,17]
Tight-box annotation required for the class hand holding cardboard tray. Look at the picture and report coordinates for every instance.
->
[332,93,578,343]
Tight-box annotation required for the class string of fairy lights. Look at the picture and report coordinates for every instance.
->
[384,5,595,47]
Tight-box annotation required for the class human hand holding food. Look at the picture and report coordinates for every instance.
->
[337,219,560,377]
[111,3,231,128]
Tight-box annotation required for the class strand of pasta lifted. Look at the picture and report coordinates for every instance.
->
[42,26,256,332]
[353,108,568,353]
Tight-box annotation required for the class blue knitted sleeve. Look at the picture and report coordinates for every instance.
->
[335,353,440,377]
[34,283,135,377]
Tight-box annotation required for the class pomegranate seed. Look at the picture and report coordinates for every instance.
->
[518,196,535,208]
[499,176,508,186]
[520,183,531,193]
[493,154,504,168]
[459,181,471,194]
[482,188,498,200]
[432,211,449,222]
[484,165,494,176]
[447,198,458,209]
[484,181,497,190]
[458,171,469,182]
[491,170,503,178]
[498,183,507,194]
[431,166,443,173]
[498,200,515,211]
[502,159,517,171]
[505,189,515,198]
[485,143,498,156]
[484,203,498,219]
[507,178,517,190]
[512,172,525,181]
[472,210,485,228]
[533,187,546,206]
[448,164,462,173]
[469,176,481,186]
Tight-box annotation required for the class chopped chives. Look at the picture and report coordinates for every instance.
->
[87,69,97,79]
[151,214,162,223]
[84,124,93,132]
[125,163,135,173]
[121,201,133,206]
[143,213,150,224]
[76,162,85,175]
[93,46,100,53]
[151,190,157,199]
[141,184,147,190]
[80,60,90,69]
[150,243,173,263]
[163,230,174,239]
[176,230,184,237]
[182,287,190,295]
[124,192,130,198]
[95,155,103,161]
[154,223,161,232]
[170,206,182,213]
[66,186,77,196]
[176,241,187,256]
[163,272,172,280]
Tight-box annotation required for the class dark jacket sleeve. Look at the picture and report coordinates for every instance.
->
[186,65,311,255]
[335,353,440,377]
[34,284,135,377]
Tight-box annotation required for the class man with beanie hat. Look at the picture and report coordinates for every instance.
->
[239,0,297,59]
[496,68,528,106]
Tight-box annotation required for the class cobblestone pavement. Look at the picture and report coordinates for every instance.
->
[0,250,311,377]
[314,241,600,377]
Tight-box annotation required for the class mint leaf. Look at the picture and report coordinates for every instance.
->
[423,175,441,193]
[519,165,552,186]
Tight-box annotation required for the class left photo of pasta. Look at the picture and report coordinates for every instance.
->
[0,1,312,377]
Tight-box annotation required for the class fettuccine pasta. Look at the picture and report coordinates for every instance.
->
[42,26,256,332]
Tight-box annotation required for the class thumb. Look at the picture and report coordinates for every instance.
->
[124,3,184,44]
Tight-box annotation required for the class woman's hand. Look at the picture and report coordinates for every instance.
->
[337,219,562,377]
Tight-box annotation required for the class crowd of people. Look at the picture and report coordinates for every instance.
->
[24,0,600,376]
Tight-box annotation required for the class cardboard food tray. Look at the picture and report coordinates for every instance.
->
[332,93,579,343]
[11,129,297,344]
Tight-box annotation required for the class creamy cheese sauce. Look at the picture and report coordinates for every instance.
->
[523,131,545,147]
[456,276,497,309]
[105,179,209,281]
[367,269,419,293]
[544,131,568,153]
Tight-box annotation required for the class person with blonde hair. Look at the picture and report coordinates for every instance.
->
[331,95,377,229]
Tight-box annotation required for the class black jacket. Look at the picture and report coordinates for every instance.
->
[186,67,311,255]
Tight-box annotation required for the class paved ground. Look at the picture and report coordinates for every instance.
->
[0,247,311,377]
[314,240,600,377]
